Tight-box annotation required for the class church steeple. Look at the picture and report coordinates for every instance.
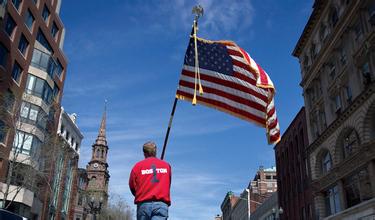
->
[86,100,110,206]
[95,101,107,146]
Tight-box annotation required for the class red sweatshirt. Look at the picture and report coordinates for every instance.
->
[129,157,171,205]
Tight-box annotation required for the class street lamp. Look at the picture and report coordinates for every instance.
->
[272,207,283,220]
[86,196,103,220]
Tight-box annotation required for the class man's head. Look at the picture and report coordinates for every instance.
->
[143,141,157,158]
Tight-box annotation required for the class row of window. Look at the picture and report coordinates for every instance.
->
[9,0,59,38]
[95,148,106,159]
[319,129,360,176]
[59,125,80,151]
[302,2,375,72]
[323,167,372,217]
[31,48,63,77]
[25,74,59,105]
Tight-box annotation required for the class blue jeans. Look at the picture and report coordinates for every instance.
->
[137,201,169,220]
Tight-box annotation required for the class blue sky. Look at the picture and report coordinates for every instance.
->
[60,0,312,219]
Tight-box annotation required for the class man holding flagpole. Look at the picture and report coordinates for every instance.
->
[129,141,172,220]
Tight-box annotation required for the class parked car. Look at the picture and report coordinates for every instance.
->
[0,209,27,220]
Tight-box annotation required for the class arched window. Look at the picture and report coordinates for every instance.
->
[101,149,104,158]
[343,129,359,158]
[96,149,100,158]
[90,176,96,187]
[0,120,7,143]
[322,151,332,174]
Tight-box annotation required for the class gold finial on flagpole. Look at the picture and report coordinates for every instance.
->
[192,5,204,105]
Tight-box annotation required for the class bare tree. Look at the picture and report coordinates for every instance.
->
[97,193,134,220]
[0,90,61,210]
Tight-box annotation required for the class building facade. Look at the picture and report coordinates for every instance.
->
[275,107,313,220]
[250,192,279,220]
[293,0,375,219]
[73,168,88,220]
[249,166,277,195]
[46,107,83,220]
[221,166,278,220]
[0,0,67,219]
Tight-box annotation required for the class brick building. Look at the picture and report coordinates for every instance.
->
[293,0,375,219]
[249,166,277,195]
[275,107,313,220]
[220,166,277,220]
[0,0,69,219]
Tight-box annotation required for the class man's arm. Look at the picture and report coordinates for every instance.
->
[129,168,136,196]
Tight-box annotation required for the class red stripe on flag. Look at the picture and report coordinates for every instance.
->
[268,118,279,130]
[181,70,269,102]
[178,80,267,112]
[176,90,267,125]
[231,60,257,79]
[257,64,269,86]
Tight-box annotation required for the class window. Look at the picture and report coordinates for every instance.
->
[18,34,29,55]
[343,129,358,158]
[25,9,35,30]
[324,185,341,216]
[345,85,352,102]
[340,48,347,65]
[0,120,7,143]
[11,62,22,83]
[319,24,329,41]
[66,131,70,141]
[319,109,326,129]
[310,43,317,59]
[329,63,336,80]
[5,15,16,37]
[361,62,372,85]
[13,130,41,155]
[31,49,56,78]
[60,124,64,134]
[20,101,47,130]
[42,5,50,22]
[3,89,15,112]
[55,59,63,77]
[0,43,8,67]
[353,21,363,41]
[36,29,52,52]
[75,142,79,151]
[322,151,332,174]
[303,55,309,70]
[11,0,22,11]
[333,94,341,112]
[343,169,372,208]
[330,8,339,27]
[25,74,54,104]
[51,22,59,38]
[368,3,375,25]
[96,149,100,158]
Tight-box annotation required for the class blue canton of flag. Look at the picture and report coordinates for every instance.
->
[184,39,234,76]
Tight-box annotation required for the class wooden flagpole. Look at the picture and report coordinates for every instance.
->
[160,5,204,160]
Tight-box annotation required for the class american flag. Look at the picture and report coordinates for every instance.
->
[176,37,280,144]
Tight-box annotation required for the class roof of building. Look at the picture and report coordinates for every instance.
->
[292,0,327,57]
